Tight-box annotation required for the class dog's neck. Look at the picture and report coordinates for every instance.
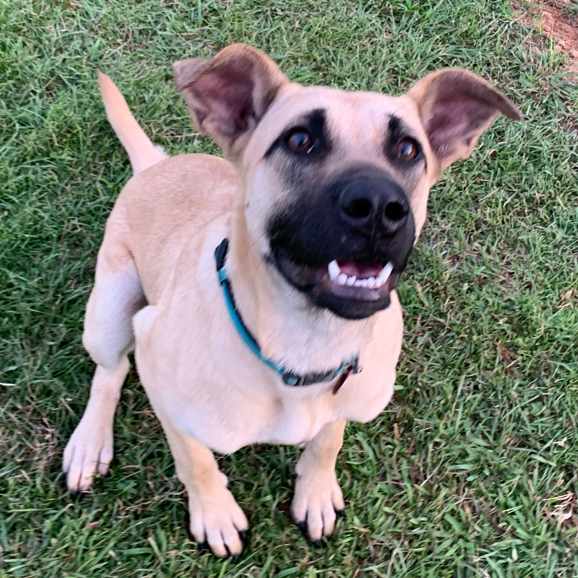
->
[226,210,377,375]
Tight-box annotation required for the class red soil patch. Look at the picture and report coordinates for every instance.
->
[514,0,578,78]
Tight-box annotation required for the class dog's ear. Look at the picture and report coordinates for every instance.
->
[407,69,521,174]
[173,44,289,158]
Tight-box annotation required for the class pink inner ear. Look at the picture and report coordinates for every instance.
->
[192,64,256,137]
[427,96,495,158]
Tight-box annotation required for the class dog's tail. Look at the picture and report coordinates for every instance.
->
[98,71,168,173]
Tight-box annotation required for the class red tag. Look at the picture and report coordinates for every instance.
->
[332,365,353,395]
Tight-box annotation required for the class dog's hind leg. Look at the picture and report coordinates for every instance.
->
[63,215,146,494]
[291,420,347,545]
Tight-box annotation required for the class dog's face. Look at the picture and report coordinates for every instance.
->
[174,45,520,319]
[242,88,430,319]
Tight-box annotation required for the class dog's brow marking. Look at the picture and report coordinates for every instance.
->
[387,115,414,149]
[388,114,402,136]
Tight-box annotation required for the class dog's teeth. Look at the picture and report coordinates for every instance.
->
[346,275,356,286]
[367,277,376,289]
[360,279,369,288]
[377,262,394,283]
[354,279,363,287]
[337,273,347,285]
[328,260,341,280]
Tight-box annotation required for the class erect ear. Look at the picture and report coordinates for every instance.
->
[173,44,289,158]
[407,69,522,174]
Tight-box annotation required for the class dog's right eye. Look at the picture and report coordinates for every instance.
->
[285,129,313,152]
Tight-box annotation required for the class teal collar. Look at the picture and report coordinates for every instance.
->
[214,239,360,387]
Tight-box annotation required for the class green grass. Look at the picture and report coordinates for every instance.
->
[1,0,577,576]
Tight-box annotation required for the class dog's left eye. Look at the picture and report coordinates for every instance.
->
[286,129,313,152]
[396,137,420,160]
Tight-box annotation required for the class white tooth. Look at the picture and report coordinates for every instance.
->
[346,275,356,286]
[378,262,394,282]
[360,279,369,288]
[375,278,384,288]
[328,260,340,280]
[354,280,363,287]
[367,277,376,289]
[337,273,347,285]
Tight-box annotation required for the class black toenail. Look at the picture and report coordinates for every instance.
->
[336,509,346,518]
[197,541,210,554]
[239,529,249,543]
[312,539,324,548]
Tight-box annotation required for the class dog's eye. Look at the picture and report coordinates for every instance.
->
[396,137,419,160]
[286,129,313,152]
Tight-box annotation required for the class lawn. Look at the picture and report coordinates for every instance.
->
[1,0,577,576]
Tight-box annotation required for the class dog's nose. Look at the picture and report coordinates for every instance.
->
[338,173,410,235]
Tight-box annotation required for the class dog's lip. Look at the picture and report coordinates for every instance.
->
[270,247,400,302]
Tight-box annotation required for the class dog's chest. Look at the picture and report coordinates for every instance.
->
[155,363,394,454]
[134,302,400,455]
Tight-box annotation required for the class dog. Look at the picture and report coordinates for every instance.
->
[62,44,521,557]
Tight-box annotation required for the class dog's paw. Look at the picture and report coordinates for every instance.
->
[62,417,113,494]
[291,470,345,544]
[188,486,249,558]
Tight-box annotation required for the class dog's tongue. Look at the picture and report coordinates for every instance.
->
[337,259,383,279]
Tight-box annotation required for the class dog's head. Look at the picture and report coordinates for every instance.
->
[174,44,521,320]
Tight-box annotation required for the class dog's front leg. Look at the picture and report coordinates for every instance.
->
[160,419,249,558]
[291,420,346,545]
[63,360,129,493]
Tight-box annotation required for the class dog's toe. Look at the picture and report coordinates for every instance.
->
[291,471,345,544]
[63,420,113,494]
[188,487,249,558]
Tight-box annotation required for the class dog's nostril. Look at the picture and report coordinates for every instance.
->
[383,201,407,222]
[343,198,373,220]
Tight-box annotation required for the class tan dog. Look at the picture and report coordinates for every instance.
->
[63,44,521,557]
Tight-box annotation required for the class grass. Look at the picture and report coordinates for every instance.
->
[1,0,577,576]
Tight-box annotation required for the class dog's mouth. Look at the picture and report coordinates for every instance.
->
[271,247,403,319]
